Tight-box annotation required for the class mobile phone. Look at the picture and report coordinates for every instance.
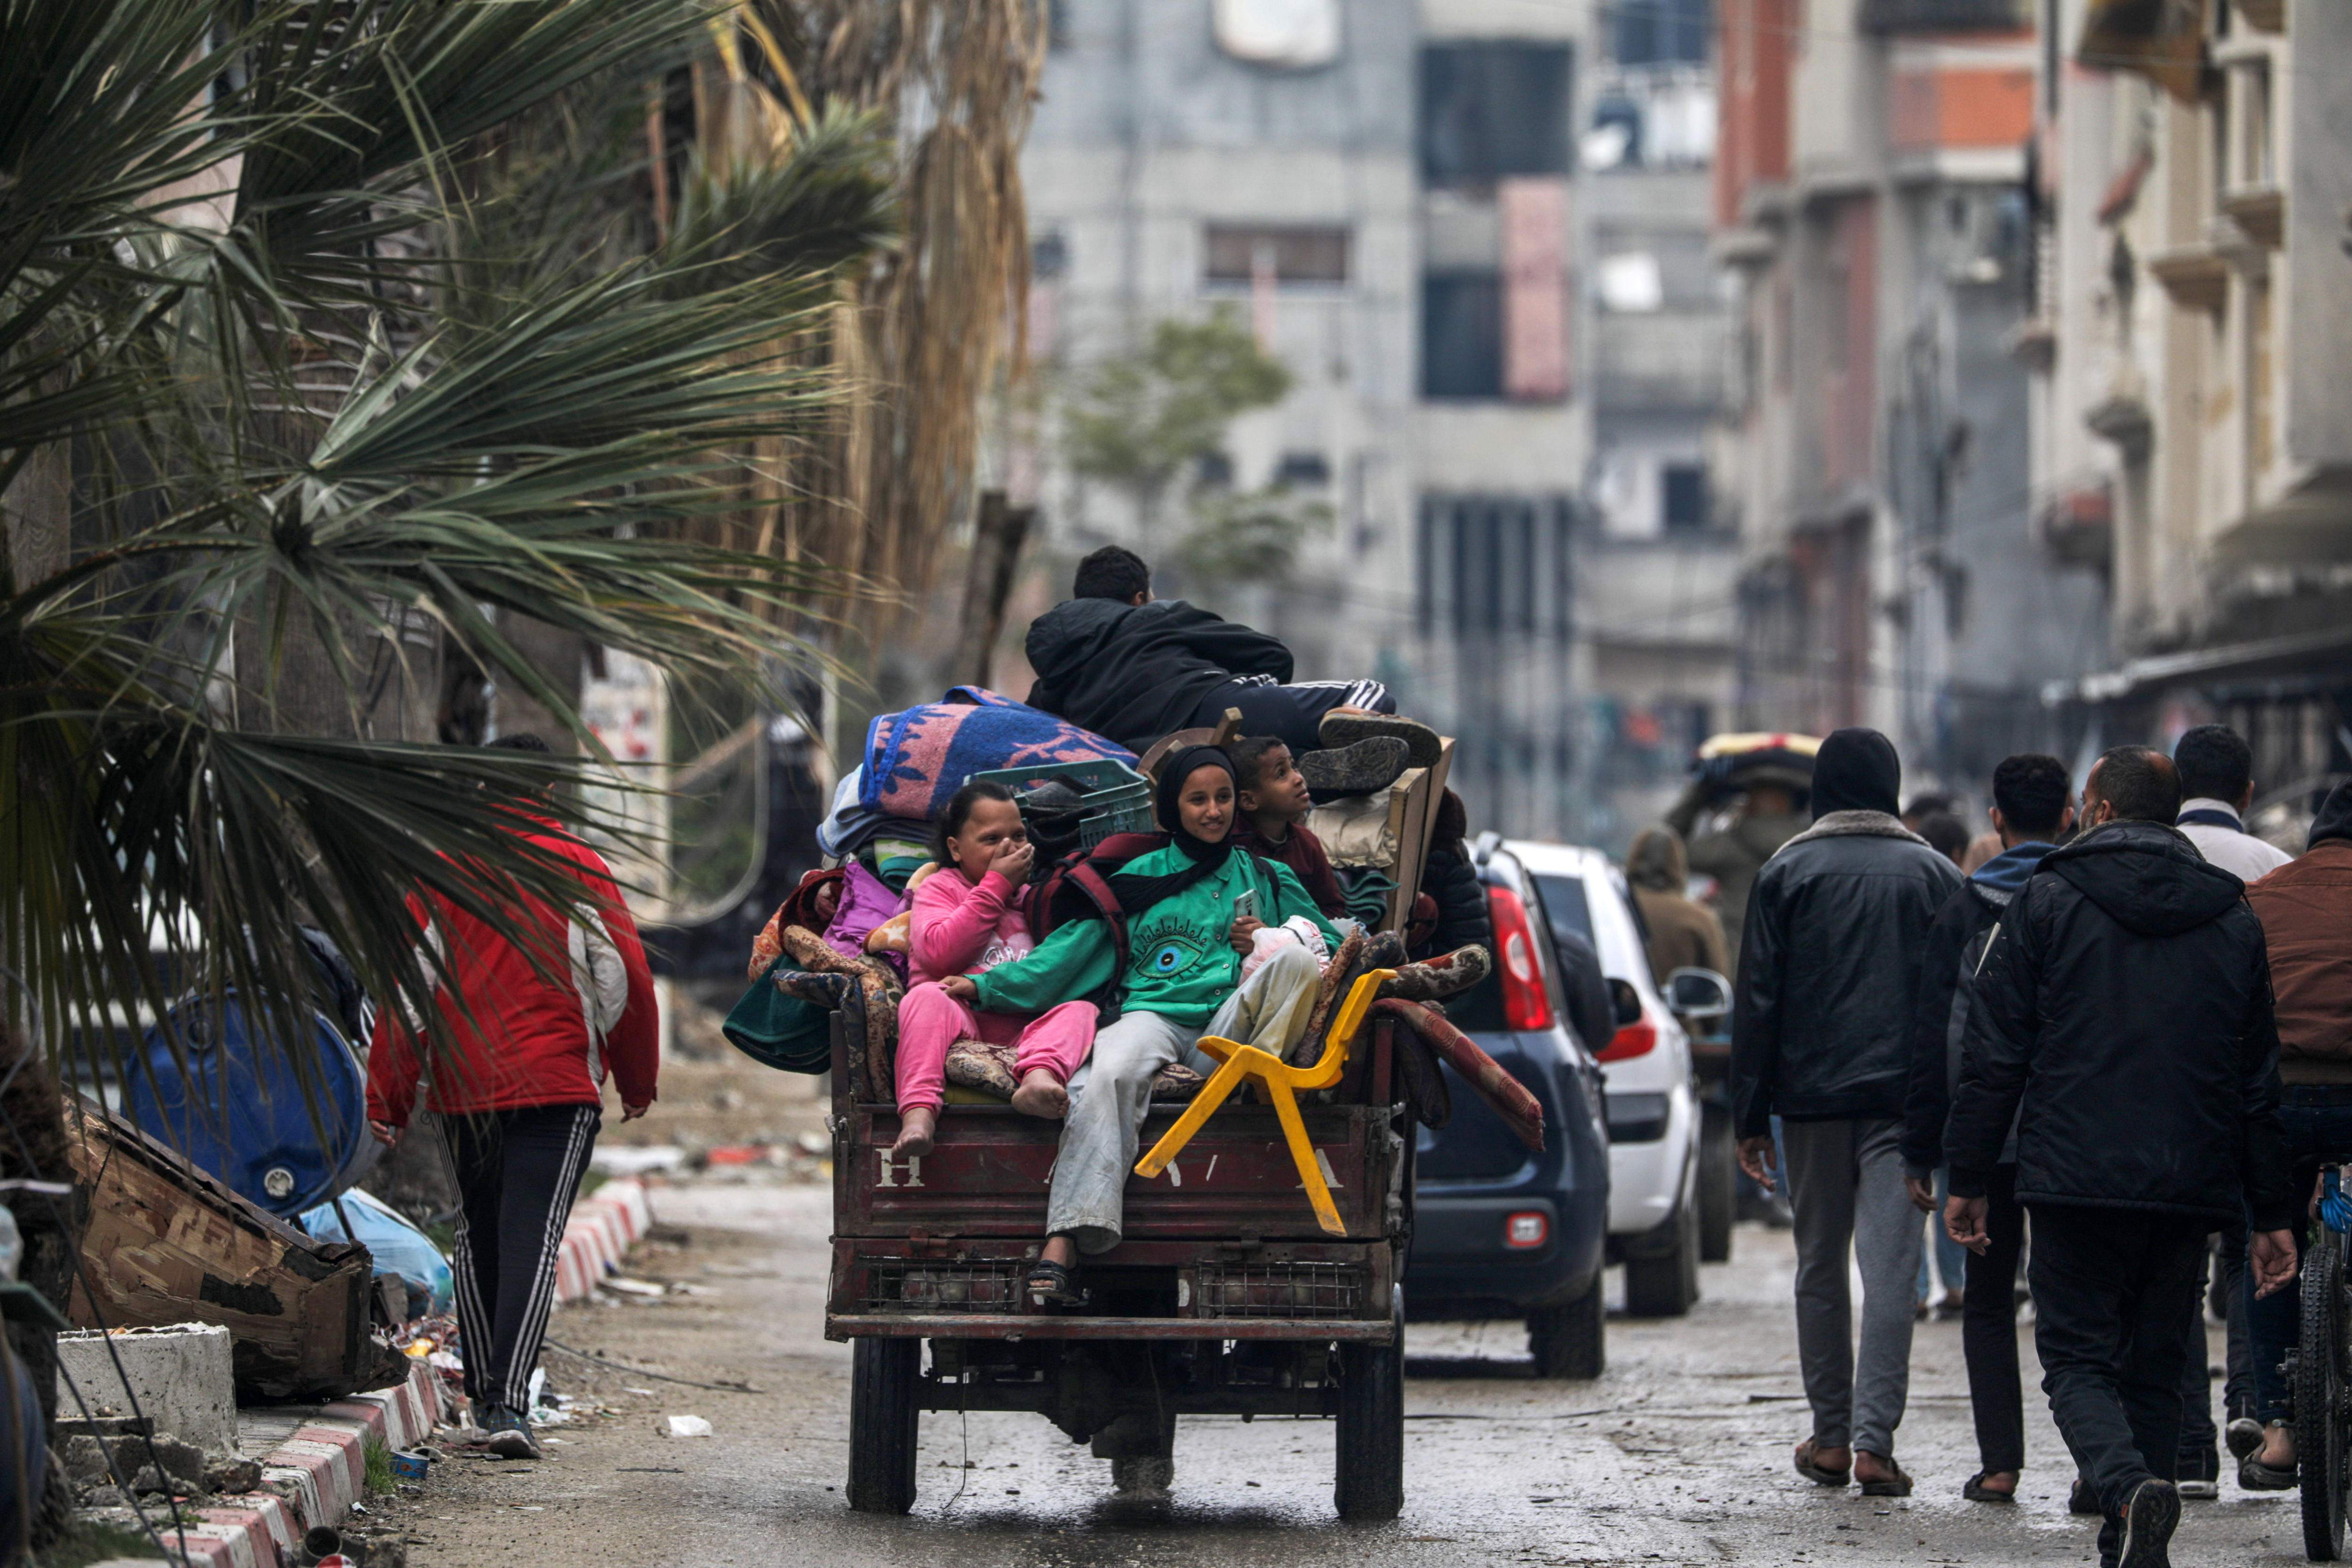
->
[1233,888,1259,924]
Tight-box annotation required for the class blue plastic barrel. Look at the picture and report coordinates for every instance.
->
[124,990,380,1218]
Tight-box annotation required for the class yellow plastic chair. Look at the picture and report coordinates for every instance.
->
[1134,967,1397,1235]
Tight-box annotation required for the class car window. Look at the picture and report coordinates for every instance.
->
[1530,872,1594,946]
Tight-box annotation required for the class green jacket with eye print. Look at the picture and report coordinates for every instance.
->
[970,846,1340,1026]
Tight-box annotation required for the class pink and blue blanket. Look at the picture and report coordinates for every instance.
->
[859,687,1134,821]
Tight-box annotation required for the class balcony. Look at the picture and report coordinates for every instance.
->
[1593,311,1725,413]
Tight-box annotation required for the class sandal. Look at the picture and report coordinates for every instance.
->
[1792,1438,1851,1488]
[2238,1450,2298,1491]
[2069,1475,2103,1515]
[1025,1257,1086,1308]
[1962,1472,2017,1503]
[1857,1454,1914,1497]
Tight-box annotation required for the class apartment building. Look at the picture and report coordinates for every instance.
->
[1013,0,1738,844]
[1710,0,2107,788]
[1581,0,1743,840]
[2030,0,2352,804]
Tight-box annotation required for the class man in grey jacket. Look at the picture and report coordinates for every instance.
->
[1732,727,1963,1497]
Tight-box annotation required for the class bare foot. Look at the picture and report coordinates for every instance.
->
[2261,1422,2296,1469]
[1010,1069,1069,1119]
[890,1106,937,1159]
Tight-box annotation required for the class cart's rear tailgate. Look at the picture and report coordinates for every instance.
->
[836,1102,1404,1242]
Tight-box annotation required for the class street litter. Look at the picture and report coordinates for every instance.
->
[600,1276,667,1298]
[591,1146,687,1176]
[666,1415,714,1438]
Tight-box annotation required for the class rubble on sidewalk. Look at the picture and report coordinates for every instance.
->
[67,1354,443,1568]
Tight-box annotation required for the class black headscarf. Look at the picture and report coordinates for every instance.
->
[1105,745,1251,914]
[2309,779,2352,850]
[1809,727,1902,819]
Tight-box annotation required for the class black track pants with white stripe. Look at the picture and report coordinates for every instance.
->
[1189,677,1395,755]
[443,1103,601,1416]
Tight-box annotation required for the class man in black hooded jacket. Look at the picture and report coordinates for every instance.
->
[1732,727,1962,1496]
[1945,745,2298,1568]
[1024,546,1429,763]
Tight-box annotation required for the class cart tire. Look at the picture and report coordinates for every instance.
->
[1335,1289,1405,1521]
[1698,1101,1736,1263]
[1528,1274,1606,1379]
[847,1337,919,1514]
[2299,1224,2346,1561]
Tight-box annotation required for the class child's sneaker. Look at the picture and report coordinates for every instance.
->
[482,1406,543,1461]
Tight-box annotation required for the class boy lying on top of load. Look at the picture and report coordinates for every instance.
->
[1024,544,1438,792]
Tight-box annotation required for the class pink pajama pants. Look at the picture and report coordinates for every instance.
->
[894,983,1096,1113]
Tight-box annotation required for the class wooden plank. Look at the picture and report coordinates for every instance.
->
[1381,737,1455,932]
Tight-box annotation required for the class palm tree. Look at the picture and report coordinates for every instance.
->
[0,0,899,1084]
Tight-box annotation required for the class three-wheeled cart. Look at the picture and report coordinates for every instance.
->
[823,1002,1414,1518]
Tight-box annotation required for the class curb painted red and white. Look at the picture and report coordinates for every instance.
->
[143,1180,649,1564]
[553,1176,653,1304]
[144,1357,443,1568]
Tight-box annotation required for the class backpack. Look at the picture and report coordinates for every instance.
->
[1021,832,1165,1019]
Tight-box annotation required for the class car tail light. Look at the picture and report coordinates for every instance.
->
[1487,887,1555,1032]
[1504,1211,1549,1249]
[1598,1013,1658,1063]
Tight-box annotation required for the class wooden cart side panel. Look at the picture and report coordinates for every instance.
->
[837,1103,1401,1242]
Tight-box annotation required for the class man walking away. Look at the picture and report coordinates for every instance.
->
[2236,779,2352,1489]
[1732,728,1963,1497]
[367,734,660,1460]
[1899,753,2074,1504]
[1023,546,1435,771]
[1945,746,2296,1568]
[2173,724,2292,883]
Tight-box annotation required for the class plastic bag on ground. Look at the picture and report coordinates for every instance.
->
[300,1187,454,1315]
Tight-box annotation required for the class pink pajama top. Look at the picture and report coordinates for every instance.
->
[908,868,1035,986]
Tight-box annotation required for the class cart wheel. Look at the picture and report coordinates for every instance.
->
[1697,1101,1735,1263]
[1335,1288,1405,1521]
[2300,1224,2347,1561]
[848,1337,919,1514]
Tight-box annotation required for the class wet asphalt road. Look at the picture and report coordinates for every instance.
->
[389,1179,2307,1567]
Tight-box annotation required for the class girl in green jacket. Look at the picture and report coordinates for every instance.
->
[942,744,1339,1304]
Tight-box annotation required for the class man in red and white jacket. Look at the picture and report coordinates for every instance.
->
[367,734,658,1460]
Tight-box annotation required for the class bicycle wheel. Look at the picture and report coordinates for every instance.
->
[2299,1223,2347,1560]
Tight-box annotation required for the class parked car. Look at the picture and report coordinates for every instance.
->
[1403,842,1613,1376]
[1505,840,1704,1318]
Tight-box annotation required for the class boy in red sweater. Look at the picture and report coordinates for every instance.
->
[366,735,658,1460]
[1230,735,1352,921]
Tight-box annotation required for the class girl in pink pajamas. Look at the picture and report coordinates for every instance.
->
[891,782,1095,1159]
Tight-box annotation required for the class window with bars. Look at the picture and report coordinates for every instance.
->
[1414,494,1577,640]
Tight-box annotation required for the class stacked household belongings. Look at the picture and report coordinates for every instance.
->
[726,688,1140,1093]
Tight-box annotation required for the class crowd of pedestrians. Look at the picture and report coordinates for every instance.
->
[1723,721,2350,1568]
